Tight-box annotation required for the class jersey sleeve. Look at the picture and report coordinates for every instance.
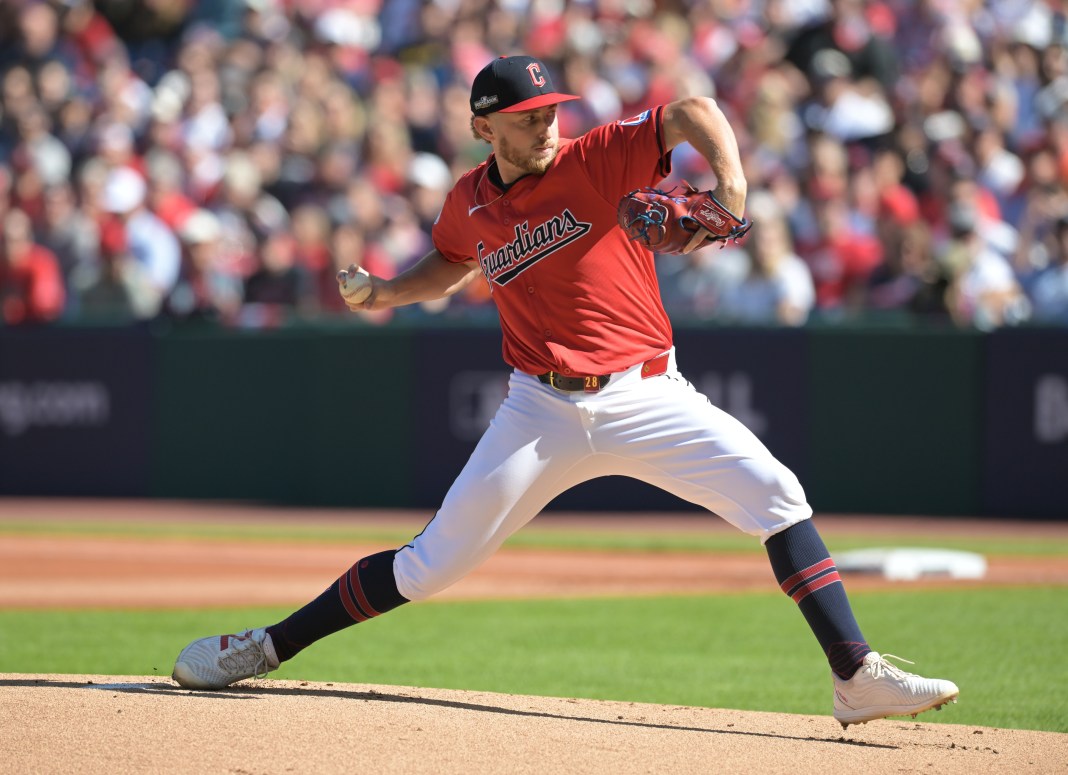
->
[432,184,476,264]
[571,106,672,206]
[433,162,495,264]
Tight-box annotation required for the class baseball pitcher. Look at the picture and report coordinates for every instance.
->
[173,55,958,728]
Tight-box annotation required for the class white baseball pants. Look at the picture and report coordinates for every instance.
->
[393,349,812,601]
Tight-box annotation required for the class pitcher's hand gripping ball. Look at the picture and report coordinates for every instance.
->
[338,264,373,306]
[617,182,753,254]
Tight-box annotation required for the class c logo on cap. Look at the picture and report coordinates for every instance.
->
[526,62,546,88]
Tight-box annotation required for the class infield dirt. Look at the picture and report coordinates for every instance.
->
[3,500,1067,609]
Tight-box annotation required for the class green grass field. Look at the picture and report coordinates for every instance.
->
[3,515,1067,557]
[1,515,1066,733]
[0,588,1064,733]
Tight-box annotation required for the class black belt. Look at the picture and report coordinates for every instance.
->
[538,372,611,392]
[537,353,670,394]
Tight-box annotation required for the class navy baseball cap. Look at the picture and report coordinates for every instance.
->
[470,55,580,116]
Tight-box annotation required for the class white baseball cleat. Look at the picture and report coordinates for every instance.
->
[172,627,280,689]
[833,651,959,729]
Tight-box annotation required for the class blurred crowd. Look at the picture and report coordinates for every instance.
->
[1,0,1067,330]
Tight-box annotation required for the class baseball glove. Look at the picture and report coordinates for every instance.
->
[617,182,753,254]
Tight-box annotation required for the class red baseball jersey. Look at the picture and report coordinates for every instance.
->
[433,106,674,376]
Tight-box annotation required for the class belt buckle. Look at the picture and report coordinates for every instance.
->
[546,371,568,392]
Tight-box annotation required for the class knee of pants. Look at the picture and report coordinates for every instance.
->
[717,458,813,542]
[392,544,467,602]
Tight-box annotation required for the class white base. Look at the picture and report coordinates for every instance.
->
[835,547,987,581]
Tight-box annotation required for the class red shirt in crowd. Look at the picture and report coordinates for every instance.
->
[802,233,884,308]
[0,244,66,324]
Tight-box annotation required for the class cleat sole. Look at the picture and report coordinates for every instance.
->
[834,692,960,728]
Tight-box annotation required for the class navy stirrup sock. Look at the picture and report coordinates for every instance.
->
[266,549,409,662]
[765,520,870,679]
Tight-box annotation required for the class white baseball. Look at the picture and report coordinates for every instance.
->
[340,267,373,305]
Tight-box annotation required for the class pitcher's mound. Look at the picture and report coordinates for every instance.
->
[1,674,1064,774]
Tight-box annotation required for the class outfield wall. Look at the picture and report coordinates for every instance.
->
[0,325,1064,518]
